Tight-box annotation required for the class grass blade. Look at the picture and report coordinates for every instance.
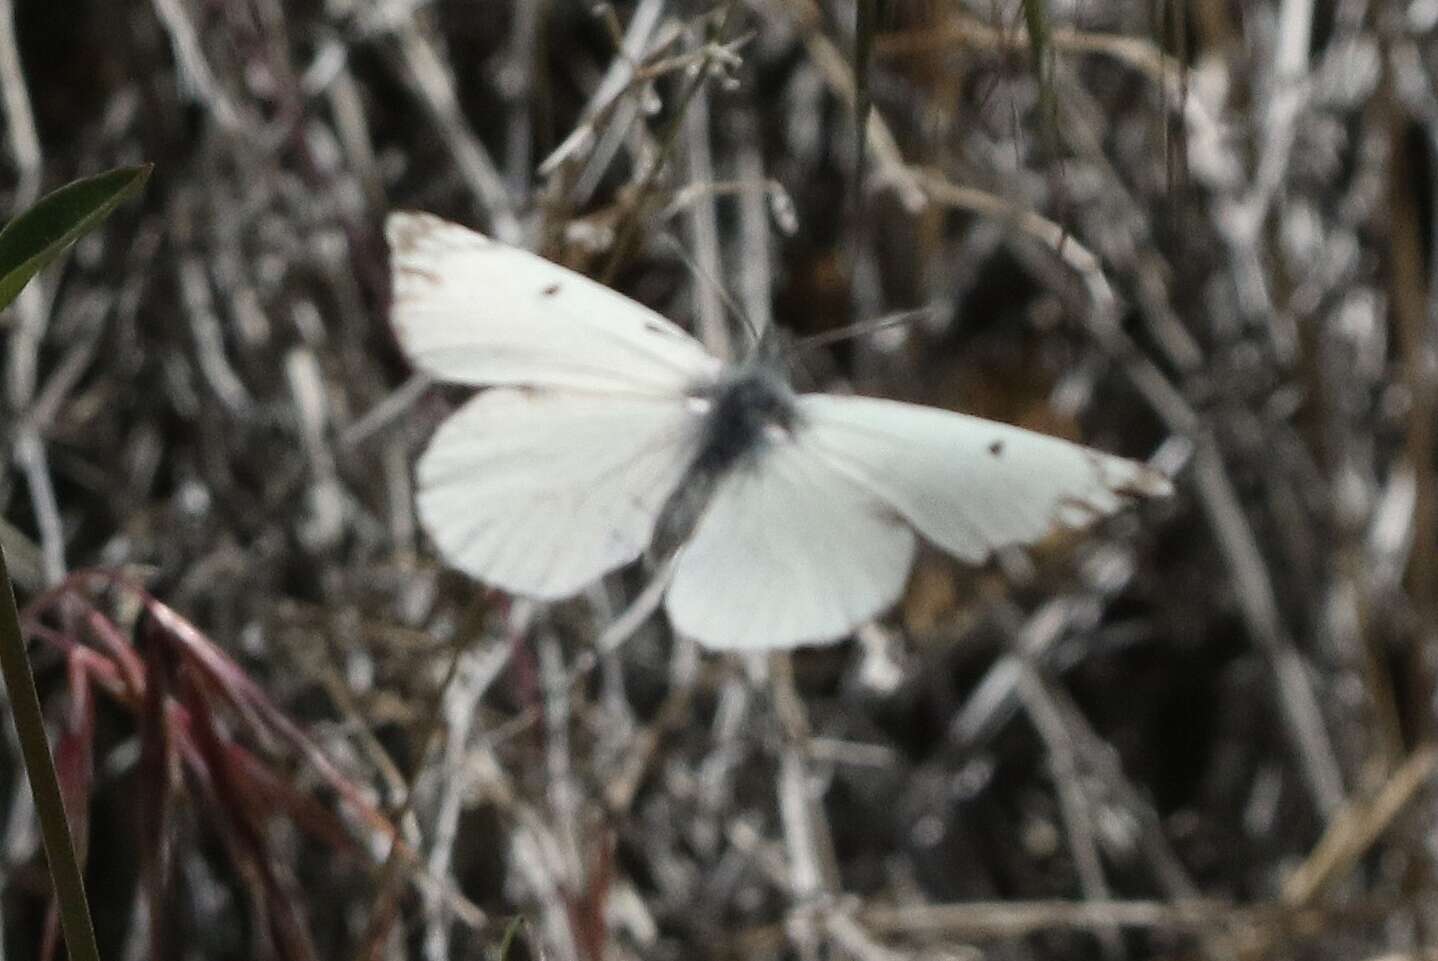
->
[854,0,880,200]
[0,163,152,312]
[0,545,102,961]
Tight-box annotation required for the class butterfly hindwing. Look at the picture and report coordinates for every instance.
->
[418,388,703,599]
[387,212,720,396]
[665,431,917,650]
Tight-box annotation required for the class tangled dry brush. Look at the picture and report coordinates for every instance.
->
[2,0,1438,959]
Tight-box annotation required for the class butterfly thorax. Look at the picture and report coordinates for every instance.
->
[689,366,799,477]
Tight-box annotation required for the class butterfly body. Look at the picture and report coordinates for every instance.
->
[388,212,1172,651]
[689,364,799,477]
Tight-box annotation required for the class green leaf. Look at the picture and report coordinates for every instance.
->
[0,163,152,312]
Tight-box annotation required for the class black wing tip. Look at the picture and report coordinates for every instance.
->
[1087,450,1175,500]
[1043,456,1173,533]
[1121,464,1175,499]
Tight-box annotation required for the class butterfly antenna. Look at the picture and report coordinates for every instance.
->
[790,306,936,354]
[660,232,764,360]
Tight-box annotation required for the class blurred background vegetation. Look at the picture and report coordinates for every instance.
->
[1,0,1437,959]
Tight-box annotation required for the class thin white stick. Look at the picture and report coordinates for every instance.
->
[393,23,522,244]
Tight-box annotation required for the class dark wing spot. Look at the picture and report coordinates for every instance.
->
[542,283,561,297]
[988,440,1005,457]
[643,321,669,335]
[872,500,907,527]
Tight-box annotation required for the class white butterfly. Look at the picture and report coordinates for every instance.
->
[387,212,1172,651]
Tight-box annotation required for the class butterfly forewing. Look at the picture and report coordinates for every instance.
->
[418,388,703,599]
[387,212,720,396]
[798,394,1172,564]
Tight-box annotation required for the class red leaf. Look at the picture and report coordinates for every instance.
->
[142,596,400,844]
